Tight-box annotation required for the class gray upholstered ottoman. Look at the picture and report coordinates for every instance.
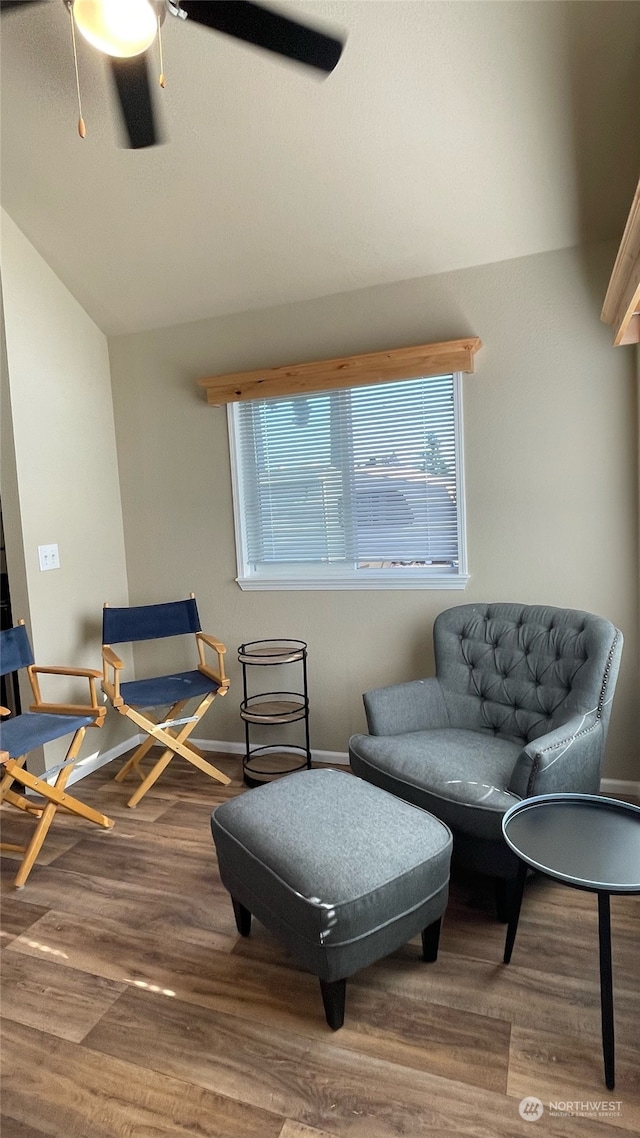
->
[210,768,452,1029]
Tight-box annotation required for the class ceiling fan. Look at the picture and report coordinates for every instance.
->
[0,0,345,149]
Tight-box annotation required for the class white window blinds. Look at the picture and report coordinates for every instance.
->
[228,373,468,590]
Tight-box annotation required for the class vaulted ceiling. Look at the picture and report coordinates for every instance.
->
[2,1,639,334]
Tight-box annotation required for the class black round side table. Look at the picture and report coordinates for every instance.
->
[238,638,311,788]
[502,792,640,1090]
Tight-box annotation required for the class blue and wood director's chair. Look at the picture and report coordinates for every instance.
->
[102,595,230,808]
[0,621,113,888]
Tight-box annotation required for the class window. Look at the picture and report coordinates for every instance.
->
[228,372,468,590]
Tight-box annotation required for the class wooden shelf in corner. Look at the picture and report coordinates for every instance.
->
[602,178,640,346]
[197,337,482,405]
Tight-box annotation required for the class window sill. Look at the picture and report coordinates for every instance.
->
[236,574,470,591]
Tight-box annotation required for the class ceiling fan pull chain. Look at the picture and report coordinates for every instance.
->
[158,12,166,88]
[67,0,86,138]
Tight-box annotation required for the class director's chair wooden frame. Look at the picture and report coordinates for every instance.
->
[0,621,113,889]
[102,595,230,808]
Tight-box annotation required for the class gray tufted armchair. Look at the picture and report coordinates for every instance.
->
[349,603,623,918]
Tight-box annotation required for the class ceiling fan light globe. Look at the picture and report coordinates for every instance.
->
[72,0,158,59]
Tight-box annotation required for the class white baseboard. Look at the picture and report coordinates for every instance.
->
[192,747,638,792]
[600,778,640,800]
[63,735,639,799]
[64,735,144,787]
[190,739,351,766]
[56,736,347,788]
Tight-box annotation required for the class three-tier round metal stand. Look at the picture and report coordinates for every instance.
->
[238,638,311,788]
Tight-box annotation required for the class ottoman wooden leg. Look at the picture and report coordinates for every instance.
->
[232,897,252,936]
[421,916,442,962]
[319,978,346,1030]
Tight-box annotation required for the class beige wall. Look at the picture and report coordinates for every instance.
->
[108,240,639,782]
[1,211,133,771]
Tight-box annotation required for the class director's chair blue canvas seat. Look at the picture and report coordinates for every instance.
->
[102,595,231,808]
[0,621,112,888]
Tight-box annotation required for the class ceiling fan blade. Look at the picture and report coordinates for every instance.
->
[0,1,48,10]
[108,54,160,149]
[179,1,343,74]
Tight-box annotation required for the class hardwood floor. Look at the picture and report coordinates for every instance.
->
[1,753,638,1137]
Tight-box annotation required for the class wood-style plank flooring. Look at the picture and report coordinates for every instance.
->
[1,752,639,1137]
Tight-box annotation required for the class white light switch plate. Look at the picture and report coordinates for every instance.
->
[38,543,60,571]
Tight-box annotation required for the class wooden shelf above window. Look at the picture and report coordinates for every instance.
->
[602,178,640,346]
[197,337,482,405]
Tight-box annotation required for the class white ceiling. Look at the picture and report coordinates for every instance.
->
[2,1,639,335]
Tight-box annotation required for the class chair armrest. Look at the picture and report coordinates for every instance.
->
[102,646,125,707]
[27,664,105,724]
[508,711,603,798]
[30,665,102,679]
[196,632,227,654]
[363,677,450,736]
[27,664,103,714]
[102,647,124,669]
[29,702,106,723]
[196,632,230,694]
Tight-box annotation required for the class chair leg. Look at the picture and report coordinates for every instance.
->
[2,787,44,816]
[116,700,190,783]
[119,694,231,807]
[0,756,28,804]
[0,763,15,801]
[126,741,233,807]
[126,748,175,808]
[13,801,57,888]
[186,741,207,759]
[178,748,232,785]
[231,897,252,936]
[8,767,114,829]
[421,916,442,962]
[115,730,160,782]
[319,978,346,1030]
[2,731,113,888]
